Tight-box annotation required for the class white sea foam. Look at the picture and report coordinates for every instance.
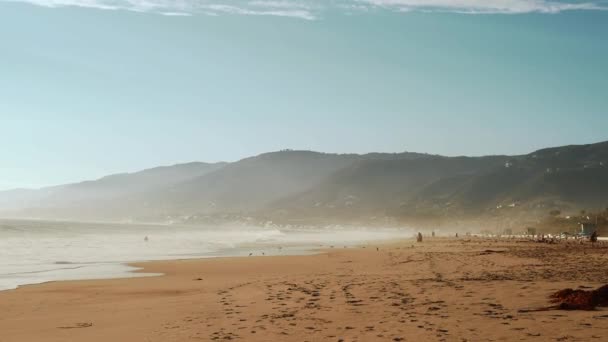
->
[0,219,409,290]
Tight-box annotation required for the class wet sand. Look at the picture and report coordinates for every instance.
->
[1,238,608,341]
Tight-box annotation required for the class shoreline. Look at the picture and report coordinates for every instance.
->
[4,238,403,293]
[1,238,607,341]
[0,219,411,291]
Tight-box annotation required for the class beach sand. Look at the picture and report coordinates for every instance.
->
[1,238,608,341]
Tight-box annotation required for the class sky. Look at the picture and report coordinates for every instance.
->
[1,0,608,190]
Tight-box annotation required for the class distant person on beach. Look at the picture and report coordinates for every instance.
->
[417,232,423,242]
[591,231,598,244]
[455,233,459,238]
[432,231,435,238]
[144,236,149,242]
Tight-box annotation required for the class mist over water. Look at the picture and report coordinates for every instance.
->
[0,219,409,291]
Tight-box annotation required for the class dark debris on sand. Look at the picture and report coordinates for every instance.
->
[520,285,608,312]
[549,285,608,310]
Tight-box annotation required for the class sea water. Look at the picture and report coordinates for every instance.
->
[0,219,409,291]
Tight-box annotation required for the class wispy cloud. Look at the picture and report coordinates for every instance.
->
[360,0,608,14]
[201,3,316,19]
[4,0,608,18]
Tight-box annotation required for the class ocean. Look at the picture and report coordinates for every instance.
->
[0,219,409,291]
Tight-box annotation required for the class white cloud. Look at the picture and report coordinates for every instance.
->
[248,0,313,10]
[359,0,608,14]
[161,11,192,16]
[3,0,607,18]
[201,3,316,19]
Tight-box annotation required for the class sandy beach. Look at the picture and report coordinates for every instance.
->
[1,238,608,342]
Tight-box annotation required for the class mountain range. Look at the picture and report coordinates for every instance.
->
[1,141,607,227]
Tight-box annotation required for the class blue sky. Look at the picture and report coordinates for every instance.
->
[1,1,608,190]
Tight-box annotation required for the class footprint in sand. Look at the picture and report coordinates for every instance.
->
[57,322,93,329]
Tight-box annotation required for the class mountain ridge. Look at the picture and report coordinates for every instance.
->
[1,141,607,226]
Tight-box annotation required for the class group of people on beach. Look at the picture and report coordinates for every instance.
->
[413,230,600,245]
[415,231,460,242]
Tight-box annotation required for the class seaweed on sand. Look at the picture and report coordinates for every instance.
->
[519,285,608,312]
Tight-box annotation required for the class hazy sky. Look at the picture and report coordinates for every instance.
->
[1,1,608,190]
